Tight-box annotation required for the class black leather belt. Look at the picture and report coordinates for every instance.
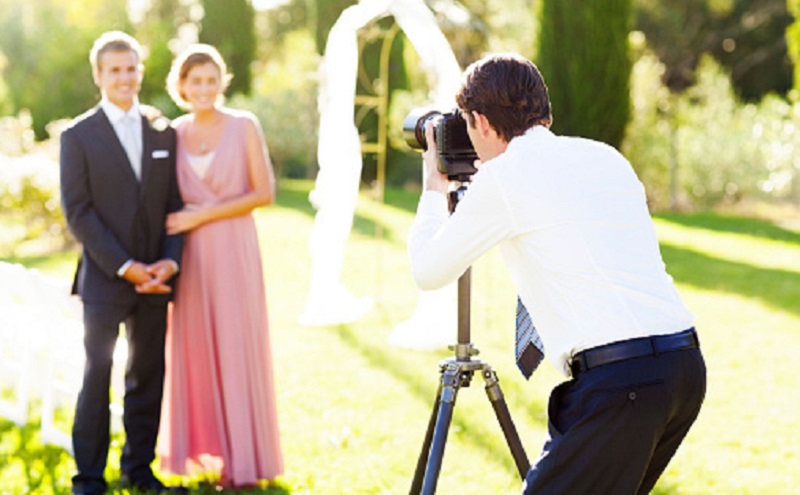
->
[570,328,699,376]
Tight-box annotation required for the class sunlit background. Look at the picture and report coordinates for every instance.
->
[1,1,799,493]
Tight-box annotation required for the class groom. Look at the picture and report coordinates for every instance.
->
[60,31,185,494]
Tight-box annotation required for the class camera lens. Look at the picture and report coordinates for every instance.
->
[403,109,441,151]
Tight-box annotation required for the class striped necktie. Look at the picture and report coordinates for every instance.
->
[516,297,544,379]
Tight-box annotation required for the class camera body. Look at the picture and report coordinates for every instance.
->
[403,108,478,179]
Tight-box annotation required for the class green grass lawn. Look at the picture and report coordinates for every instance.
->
[1,178,798,494]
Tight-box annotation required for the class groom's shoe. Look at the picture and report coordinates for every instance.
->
[71,486,105,495]
[71,474,107,495]
[71,484,105,495]
[119,472,188,494]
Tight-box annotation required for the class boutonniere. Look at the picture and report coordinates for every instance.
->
[141,105,171,132]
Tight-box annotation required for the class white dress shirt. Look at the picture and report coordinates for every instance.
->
[408,126,695,376]
[101,97,143,180]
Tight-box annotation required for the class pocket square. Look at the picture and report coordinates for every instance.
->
[152,150,170,159]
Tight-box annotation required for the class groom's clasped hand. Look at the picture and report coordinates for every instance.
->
[122,260,177,294]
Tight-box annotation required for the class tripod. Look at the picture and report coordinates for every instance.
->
[410,182,530,495]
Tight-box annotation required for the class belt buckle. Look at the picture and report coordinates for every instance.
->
[568,353,584,377]
[690,328,700,348]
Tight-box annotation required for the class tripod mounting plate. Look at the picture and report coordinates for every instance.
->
[448,343,480,360]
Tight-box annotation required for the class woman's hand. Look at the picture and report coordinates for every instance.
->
[166,204,206,234]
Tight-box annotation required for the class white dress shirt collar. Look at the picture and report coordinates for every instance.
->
[100,97,141,125]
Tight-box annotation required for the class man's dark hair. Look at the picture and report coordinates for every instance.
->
[456,53,552,142]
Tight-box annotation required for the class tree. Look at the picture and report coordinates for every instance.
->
[199,0,257,95]
[537,0,633,148]
[310,0,357,55]
[0,49,14,116]
[710,0,793,100]
[136,0,192,117]
[788,0,800,96]
[636,0,792,100]
[0,0,131,139]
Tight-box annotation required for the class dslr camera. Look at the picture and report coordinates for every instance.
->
[403,108,478,179]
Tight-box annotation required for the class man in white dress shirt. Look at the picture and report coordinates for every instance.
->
[408,52,706,494]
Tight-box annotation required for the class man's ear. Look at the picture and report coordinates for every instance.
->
[473,112,493,138]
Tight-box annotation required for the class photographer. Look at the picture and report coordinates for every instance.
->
[407,53,706,494]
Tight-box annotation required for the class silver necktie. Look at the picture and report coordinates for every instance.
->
[121,114,142,180]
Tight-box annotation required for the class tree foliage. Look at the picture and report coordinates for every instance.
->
[635,0,792,100]
[788,0,800,96]
[135,0,192,117]
[230,30,320,179]
[310,0,357,55]
[199,0,257,95]
[537,0,633,148]
[0,0,131,139]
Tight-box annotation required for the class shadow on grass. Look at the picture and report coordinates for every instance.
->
[332,324,546,481]
[661,243,800,317]
[274,179,416,247]
[655,211,800,244]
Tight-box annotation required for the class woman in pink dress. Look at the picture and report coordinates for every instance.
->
[157,43,283,488]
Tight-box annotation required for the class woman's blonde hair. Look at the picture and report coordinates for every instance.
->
[166,43,233,110]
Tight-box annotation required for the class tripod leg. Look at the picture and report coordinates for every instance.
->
[419,364,462,495]
[410,381,442,494]
[483,369,530,479]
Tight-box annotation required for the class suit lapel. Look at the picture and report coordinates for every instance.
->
[89,107,141,185]
[139,113,153,188]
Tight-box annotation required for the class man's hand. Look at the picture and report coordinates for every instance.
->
[134,259,178,294]
[122,261,156,286]
[422,121,449,194]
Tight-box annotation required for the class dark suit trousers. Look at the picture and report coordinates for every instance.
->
[522,347,706,494]
[72,297,168,485]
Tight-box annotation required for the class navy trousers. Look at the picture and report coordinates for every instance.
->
[522,346,706,494]
[72,298,168,492]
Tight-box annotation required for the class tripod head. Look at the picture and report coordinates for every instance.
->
[446,175,472,214]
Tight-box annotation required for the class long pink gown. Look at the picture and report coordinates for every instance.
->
[159,110,283,484]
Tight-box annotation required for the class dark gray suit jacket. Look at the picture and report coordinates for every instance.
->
[60,105,183,305]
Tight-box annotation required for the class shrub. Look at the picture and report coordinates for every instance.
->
[0,153,69,255]
[229,30,320,179]
[625,48,800,210]
[0,114,71,256]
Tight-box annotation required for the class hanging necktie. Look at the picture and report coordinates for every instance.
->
[516,297,544,380]
[121,114,142,181]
